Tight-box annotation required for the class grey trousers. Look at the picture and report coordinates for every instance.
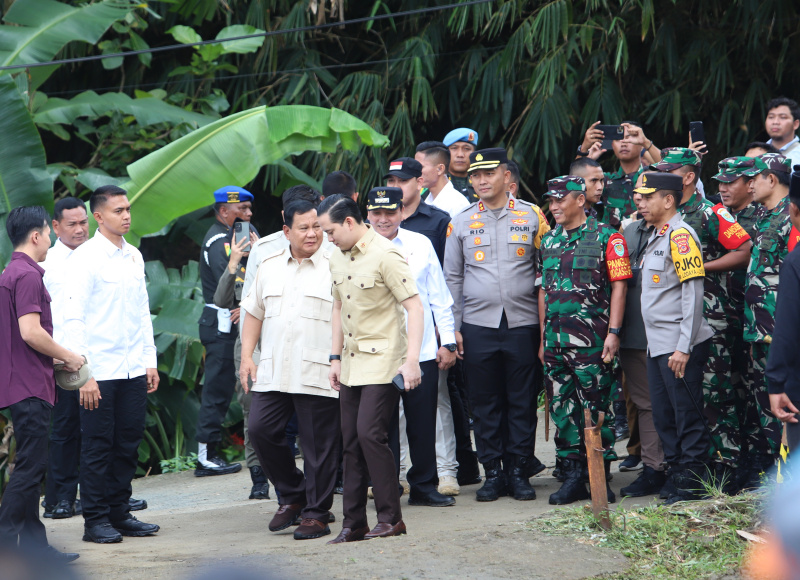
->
[620,348,665,470]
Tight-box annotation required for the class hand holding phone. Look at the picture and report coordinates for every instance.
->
[689,121,707,155]
[233,221,251,253]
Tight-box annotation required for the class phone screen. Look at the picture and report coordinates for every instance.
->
[689,121,704,145]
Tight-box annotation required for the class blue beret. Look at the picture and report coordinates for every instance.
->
[213,186,254,204]
[443,128,479,148]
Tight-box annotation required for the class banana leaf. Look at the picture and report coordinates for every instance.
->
[0,0,137,87]
[122,105,389,244]
[33,90,216,129]
[0,76,53,266]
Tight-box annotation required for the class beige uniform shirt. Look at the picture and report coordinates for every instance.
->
[330,226,419,386]
[241,246,337,398]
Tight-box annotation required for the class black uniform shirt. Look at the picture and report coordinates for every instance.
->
[401,201,451,265]
[766,245,800,400]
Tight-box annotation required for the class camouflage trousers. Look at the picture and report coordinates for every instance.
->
[544,346,618,461]
[701,323,742,467]
[744,342,782,457]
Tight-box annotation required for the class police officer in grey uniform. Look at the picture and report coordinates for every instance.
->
[635,172,714,504]
[444,148,550,502]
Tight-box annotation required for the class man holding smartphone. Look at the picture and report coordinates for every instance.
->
[319,194,424,543]
[196,186,255,477]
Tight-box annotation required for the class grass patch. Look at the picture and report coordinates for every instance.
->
[526,490,766,579]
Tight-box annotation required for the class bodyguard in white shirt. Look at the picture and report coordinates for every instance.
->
[64,185,160,544]
[41,197,88,519]
[367,187,457,507]
[240,200,340,542]
[416,142,471,218]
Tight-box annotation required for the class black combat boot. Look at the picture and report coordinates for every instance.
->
[605,460,616,504]
[552,456,565,482]
[249,465,271,499]
[476,459,508,502]
[739,454,776,491]
[508,456,537,501]
[664,463,711,505]
[712,462,738,496]
[621,465,666,498]
[549,458,590,505]
[613,400,629,441]
[659,465,678,499]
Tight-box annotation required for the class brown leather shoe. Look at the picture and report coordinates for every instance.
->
[294,518,331,540]
[269,504,304,532]
[364,520,407,539]
[326,526,370,544]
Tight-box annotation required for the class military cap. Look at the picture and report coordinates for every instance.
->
[650,147,702,172]
[545,175,586,199]
[712,157,755,182]
[742,153,792,176]
[633,172,683,194]
[213,186,254,204]
[366,186,403,211]
[468,148,509,173]
[443,128,479,148]
[54,356,92,391]
[383,157,422,180]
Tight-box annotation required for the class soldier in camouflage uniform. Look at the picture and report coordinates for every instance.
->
[653,149,752,488]
[537,176,632,505]
[740,153,795,485]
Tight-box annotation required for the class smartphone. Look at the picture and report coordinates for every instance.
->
[233,221,251,252]
[392,370,424,392]
[689,121,704,145]
[598,125,624,141]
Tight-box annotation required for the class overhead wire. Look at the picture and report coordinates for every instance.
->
[0,0,495,72]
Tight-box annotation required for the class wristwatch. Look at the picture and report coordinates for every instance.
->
[576,145,589,157]
[608,328,621,336]
[329,354,341,362]
[443,343,457,352]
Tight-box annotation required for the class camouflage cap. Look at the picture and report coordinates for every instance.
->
[712,156,755,183]
[650,147,702,172]
[742,153,792,177]
[545,175,586,199]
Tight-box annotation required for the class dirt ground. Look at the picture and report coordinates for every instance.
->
[45,413,655,580]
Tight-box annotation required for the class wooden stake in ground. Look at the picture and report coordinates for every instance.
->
[584,409,611,531]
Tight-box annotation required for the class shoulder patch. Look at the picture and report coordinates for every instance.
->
[790,226,800,253]
[712,204,750,249]
[446,222,454,237]
[670,227,705,282]
[605,232,632,281]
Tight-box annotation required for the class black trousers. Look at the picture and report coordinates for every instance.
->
[501,334,542,464]
[389,359,439,494]
[0,397,52,548]
[461,315,538,463]
[197,324,237,443]
[44,387,80,505]
[249,391,340,521]
[647,339,711,467]
[80,376,147,526]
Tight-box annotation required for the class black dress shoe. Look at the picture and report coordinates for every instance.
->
[408,490,456,507]
[52,499,75,519]
[194,442,243,477]
[42,501,55,519]
[129,498,147,511]
[44,545,80,563]
[111,515,160,537]
[83,523,123,544]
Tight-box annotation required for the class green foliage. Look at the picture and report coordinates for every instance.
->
[160,452,197,473]
[529,493,766,579]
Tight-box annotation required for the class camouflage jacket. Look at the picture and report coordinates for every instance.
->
[602,164,644,229]
[678,192,750,325]
[728,202,764,315]
[538,217,632,349]
[448,174,478,203]
[744,197,794,343]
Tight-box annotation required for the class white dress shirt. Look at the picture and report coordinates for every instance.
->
[425,180,470,218]
[391,228,455,362]
[768,135,800,168]
[63,231,157,380]
[241,246,337,397]
[41,238,74,345]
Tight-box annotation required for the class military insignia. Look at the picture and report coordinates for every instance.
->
[658,224,669,236]
[469,221,485,229]
[612,238,625,257]
[511,219,528,225]
[446,222,453,237]
[468,132,475,142]
[521,234,529,242]
[474,236,482,245]
[510,210,529,217]
[227,191,240,203]
[716,207,735,223]
[224,242,231,257]
[516,247,525,257]
[475,154,484,161]
[671,232,692,255]
[511,234,519,242]
[478,201,486,212]
[474,250,486,262]
[652,274,660,283]
[471,213,482,219]
[508,198,515,209]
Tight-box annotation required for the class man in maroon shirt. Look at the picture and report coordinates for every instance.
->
[0,206,84,563]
